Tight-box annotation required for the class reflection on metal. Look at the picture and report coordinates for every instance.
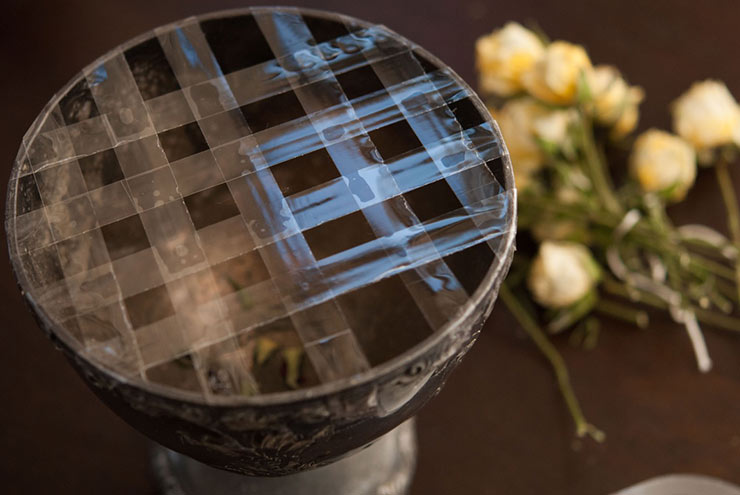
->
[614,474,740,495]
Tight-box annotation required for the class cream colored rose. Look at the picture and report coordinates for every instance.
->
[672,80,740,151]
[586,65,644,137]
[629,129,697,202]
[492,100,579,189]
[490,99,548,190]
[527,241,600,308]
[476,23,545,97]
[521,41,592,105]
[610,102,641,140]
[532,108,578,153]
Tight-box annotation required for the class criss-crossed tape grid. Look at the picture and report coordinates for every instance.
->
[10,8,511,399]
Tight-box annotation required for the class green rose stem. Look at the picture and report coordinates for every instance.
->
[595,299,649,328]
[643,194,686,296]
[713,279,740,306]
[714,156,740,303]
[500,283,606,442]
[602,277,740,332]
[694,305,740,331]
[576,112,622,215]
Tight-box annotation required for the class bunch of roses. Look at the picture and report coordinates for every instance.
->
[478,22,740,313]
[476,23,740,440]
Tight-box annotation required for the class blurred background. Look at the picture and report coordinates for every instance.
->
[2,1,740,494]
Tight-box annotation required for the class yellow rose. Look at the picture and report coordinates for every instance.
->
[610,100,641,140]
[672,80,740,151]
[629,129,697,202]
[476,22,545,97]
[490,99,548,190]
[521,41,592,105]
[586,65,644,136]
[528,241,600,308]
[492,99,579,189]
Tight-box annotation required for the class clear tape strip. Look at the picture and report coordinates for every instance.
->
[219,27,412,108]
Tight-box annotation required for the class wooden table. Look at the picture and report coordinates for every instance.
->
[2,1,739,493]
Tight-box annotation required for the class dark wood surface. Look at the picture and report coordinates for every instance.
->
[2,1,740,494]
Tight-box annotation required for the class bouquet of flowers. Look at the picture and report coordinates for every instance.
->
[476,23,740,440]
